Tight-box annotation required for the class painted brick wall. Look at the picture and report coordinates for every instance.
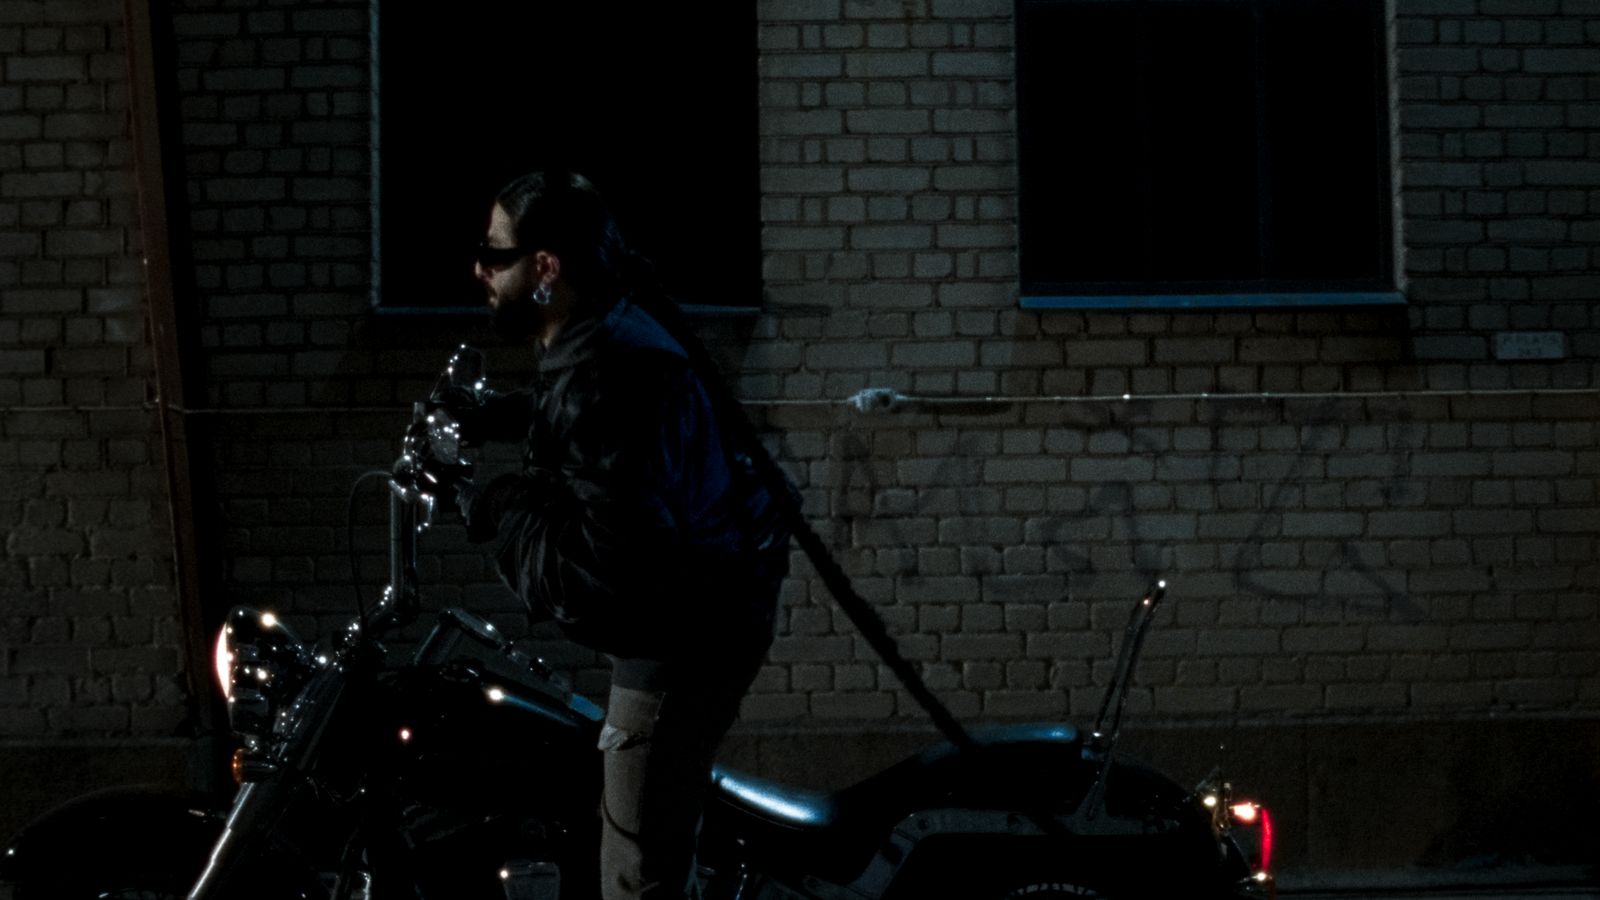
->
[5,0,1596,774]
[0,0,1593,873]
[0,0,186,740]
[160,0,556,694]
[162,0,1600,724]
[744,0,1600,727]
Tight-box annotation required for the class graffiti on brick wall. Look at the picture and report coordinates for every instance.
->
[821,398,1424,617]
[1212,400,1423,619]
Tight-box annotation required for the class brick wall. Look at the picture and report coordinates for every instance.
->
[2,0,1597,873]
[747,0,1599,728]
[743,392,1599,724]
[0,0,186,743]
[164,0,550,685]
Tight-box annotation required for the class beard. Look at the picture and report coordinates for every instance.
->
[490,289,542,341]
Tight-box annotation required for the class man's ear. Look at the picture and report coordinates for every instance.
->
[532,250,562,286]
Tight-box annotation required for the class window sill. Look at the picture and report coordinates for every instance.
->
[369,303,764,319]
[1020,291,1405,311]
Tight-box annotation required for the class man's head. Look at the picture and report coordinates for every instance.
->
[474,171,625,343]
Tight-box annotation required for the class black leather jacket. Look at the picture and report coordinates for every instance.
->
[479,296,788,672]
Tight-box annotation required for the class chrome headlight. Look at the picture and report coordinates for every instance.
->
[214,606,314,744]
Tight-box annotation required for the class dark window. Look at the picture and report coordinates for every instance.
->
[374,6,759,313]
[1016,0,1398,308]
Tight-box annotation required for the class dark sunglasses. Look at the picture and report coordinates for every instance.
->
[475,240,527,269]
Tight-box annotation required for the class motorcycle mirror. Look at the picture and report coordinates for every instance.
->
[431,344,488,405]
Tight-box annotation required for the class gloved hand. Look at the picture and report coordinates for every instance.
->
[431,385,542,449]
[408,424,473,501]
[455,473,531,544]
[429,385,490,447]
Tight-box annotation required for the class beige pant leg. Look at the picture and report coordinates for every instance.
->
[597,662,758,900]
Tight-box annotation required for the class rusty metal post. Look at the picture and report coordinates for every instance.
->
[122,0,227,781]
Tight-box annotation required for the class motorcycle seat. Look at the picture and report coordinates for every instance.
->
[708,768,840,829]
[707,723,1082,882]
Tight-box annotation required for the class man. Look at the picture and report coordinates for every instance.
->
[452,171,789,900]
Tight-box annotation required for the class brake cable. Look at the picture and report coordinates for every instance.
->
[347,469,394,635]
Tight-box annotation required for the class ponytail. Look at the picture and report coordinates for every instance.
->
[621,253,981,755]
[616,254,789,500]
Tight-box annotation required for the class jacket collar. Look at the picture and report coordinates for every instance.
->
[535,296,624,373]
[535,295,686,373]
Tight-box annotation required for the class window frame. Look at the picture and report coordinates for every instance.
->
[366,2,763,318]
[1014,0,1404,311]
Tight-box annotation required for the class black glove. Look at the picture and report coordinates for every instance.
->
[430,385,488,447]
[431,387,537,448]
[455,473,532,544]
[411,442,472,502]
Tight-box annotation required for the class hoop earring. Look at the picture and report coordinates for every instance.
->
[531,285,552,306]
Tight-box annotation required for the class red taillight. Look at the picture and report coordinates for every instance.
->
[1259,805,1274,873]
[1228,801,1273,875]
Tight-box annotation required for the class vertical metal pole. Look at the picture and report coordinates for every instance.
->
[123,0,227,777]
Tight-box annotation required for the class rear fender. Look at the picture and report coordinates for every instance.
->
[842,741,1236,897]
[869,757,1249,900]
[887,735,1203,832]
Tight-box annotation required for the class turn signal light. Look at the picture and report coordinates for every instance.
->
[231,748,280,784]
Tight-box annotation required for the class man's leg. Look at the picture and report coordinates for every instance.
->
[597,667,753,900]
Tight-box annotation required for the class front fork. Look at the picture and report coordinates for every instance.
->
[188,664,350,899]
[185,779,293,899]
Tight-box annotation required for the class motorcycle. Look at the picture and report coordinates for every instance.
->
[1,347,1275,900]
